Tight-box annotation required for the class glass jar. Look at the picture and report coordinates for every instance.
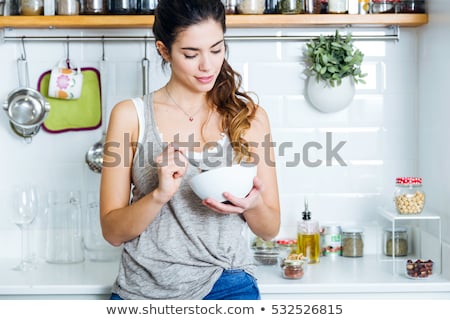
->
[238,0,265,14]
[341,228,364,257]
[279,0,303,14]
[281,259,305,279]
[328,0,347,13]
[20,0,43,15]
[222,0,239,14]
[107,0,136,14]
[264,0,279,13]
[394,177,425,215]
[321,224,342,257]
[277,239,297,259]
[57,0,79,15]
[383,227,408,257]
[80,0,106,14]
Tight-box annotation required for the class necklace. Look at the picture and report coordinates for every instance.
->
[165,86,203,122]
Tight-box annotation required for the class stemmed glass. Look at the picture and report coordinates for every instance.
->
[11,185,39,271]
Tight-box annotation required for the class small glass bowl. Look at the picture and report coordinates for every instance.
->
[405,259,434,279]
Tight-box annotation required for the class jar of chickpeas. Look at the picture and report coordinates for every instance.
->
[394,177,425,215]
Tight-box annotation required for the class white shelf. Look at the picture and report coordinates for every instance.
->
[378,207,442,221]
[377,207,442,276]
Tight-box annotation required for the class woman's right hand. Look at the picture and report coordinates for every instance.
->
[154,145,189,203]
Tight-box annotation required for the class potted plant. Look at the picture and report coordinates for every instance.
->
[304,30,366,113]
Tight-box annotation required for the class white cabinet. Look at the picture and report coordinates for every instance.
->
[377,207,442,276]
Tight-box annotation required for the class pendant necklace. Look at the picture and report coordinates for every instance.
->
[165,86,203,122]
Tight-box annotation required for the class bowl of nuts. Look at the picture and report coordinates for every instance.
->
[279,253,307,280]
[405,259,434,279]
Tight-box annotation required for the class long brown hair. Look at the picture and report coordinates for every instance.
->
[153,0,258,162]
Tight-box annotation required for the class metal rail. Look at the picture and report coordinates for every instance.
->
[0,26,400,42]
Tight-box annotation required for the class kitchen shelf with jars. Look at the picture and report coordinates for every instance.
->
[0,14,428,29]
[377,177,442,278]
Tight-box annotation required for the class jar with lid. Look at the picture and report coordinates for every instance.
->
[20,0,43,15]
[394,177,425,215]
[328,0,347,13]
[57,0,79,15]
[321,224,342,257]
[341,228,364,257]
[383,227,408,257]
[107,0,136,14]
[279,0,303,14]
[222,0,239,13]
[280,258,305,279]
[237,0,265,14]
[80,0,106,14]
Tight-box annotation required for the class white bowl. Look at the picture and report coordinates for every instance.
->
[189,164,257,202]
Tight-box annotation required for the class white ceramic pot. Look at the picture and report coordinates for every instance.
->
[306,76,355,113]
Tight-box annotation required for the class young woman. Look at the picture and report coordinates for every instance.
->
[100,0,280,300]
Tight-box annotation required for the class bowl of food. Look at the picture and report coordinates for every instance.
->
[405,259,434,279]
[189,164,256,202]
[251,236,279,266]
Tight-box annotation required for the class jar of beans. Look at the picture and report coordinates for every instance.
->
[394,177,425,215]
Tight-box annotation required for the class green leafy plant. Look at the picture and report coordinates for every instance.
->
[305,30,367,87]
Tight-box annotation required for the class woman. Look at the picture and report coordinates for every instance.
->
[100,0,280,300]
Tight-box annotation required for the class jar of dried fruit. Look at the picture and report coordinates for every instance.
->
[394,177,425,215]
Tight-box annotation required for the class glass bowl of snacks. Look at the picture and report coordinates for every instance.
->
[405,259,434,279]
[251,236,279,266]
[279,253,307,280]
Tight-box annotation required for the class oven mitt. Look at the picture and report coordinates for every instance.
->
[38,67,102,133]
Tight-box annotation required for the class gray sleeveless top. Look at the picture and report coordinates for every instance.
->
[111,93,256,300]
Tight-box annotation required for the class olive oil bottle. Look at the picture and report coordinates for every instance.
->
[297,199,320,264]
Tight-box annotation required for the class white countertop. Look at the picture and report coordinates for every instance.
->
[1,255,449,298]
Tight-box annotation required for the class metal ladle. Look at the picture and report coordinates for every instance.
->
[85,39,107,174]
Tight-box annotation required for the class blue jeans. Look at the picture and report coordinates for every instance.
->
[202,269,261,300]
[110,269,260,300]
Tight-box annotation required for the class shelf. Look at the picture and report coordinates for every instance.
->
[377,207,442,276]
[0,14,429,29]
[378,207,442,221]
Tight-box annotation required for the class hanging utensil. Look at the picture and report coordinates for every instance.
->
[85,38,108,174]
[142,37,150,95]
[3,37,50,143]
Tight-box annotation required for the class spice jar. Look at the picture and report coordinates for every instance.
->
[341,228,364,257]
[281,259,305,279]
[328,0,347,13]
[20,0,43,15]
[57,0,79,14]
[237,0,265,14]
[383,227,408,257]
[279,0,303,14]
[394,177,425,215]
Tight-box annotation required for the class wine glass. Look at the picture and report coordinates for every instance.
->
[11,185,39,271]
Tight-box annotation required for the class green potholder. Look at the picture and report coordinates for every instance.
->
[38,68,102,133]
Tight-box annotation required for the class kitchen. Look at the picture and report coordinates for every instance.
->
[0,0,449,300]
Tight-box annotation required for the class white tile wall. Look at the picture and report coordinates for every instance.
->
[0,21,448,265]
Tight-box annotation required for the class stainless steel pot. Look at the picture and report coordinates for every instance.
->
[3,47,50,142]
